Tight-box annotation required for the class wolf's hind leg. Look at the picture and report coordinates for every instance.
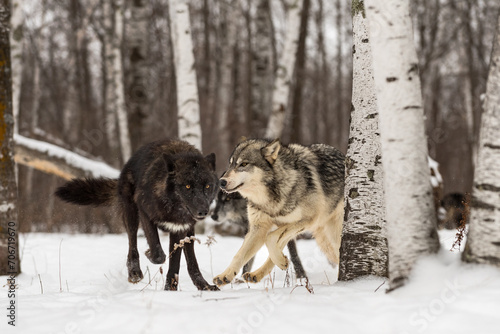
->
[120,188,143,283]
[287,240,307,279]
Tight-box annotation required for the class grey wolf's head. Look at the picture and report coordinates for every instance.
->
[219,139,281,201]
[211,190,248,228]
[164,152,218,220]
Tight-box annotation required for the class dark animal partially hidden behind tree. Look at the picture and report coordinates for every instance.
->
[55,139,219,291]
[439,193,467,230]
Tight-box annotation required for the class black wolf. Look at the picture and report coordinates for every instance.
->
[211,190,307,279]
[55,139,219,291]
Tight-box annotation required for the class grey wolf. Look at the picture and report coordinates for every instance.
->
[213,138,344,285]
[211,190,307,279]
[55,139,219,291]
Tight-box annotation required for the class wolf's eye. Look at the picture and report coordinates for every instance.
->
[206,184,210,189]
[240,162,248,167]
[186,185,191,189]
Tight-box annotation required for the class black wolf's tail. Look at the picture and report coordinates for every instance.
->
[55,178,118,207]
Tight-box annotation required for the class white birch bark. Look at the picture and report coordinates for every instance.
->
[365,0,440,290]
[462,15,500,266]
[169,0,202,151]
[113,0,131,162]
[338,4,388,281]
[103,0,119,157]
[265,0,304,139]
[104,0,131,163]
[10,0,23,134]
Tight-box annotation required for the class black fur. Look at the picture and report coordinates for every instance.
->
[55,178,117,207]
[55,139,219,291]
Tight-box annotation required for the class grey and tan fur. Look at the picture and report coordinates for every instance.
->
[214,138,345,285]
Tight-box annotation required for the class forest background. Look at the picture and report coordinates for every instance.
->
[12,0,500,233]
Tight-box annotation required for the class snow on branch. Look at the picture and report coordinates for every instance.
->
[14,134,120,180]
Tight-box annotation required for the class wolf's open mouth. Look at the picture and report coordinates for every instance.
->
[225,183,243,193]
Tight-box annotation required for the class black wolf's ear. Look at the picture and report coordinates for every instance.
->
[163,154,176,173]
[261,139,281,165]
[205,153,216,171]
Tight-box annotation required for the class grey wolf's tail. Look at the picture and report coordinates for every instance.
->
[55,178,118,207]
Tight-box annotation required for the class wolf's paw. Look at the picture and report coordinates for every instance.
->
[145,248,166,264]
[242,271,263,283]
[128,269,144,284]
[213,270,237,286]
[200,284,220,291]
[271,253,288,271]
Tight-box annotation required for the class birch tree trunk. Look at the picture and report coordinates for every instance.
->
[462,14,500,266]
[113,0,131,163]
[338,2,388,281]
[169,0,202,151]
[265,0,304,139]
[9,0,22,134]
[104,0,131,163]
[103,0,119,159]
[365,0,440,291]
[251,0,275,137]
[126,0,149,151]
[0,0,20,275]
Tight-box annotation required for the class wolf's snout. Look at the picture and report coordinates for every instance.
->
[195,209,209,220]
[220,179,228,188]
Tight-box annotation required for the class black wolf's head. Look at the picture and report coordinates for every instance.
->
[164,152,218,221]
[219,138,281,201]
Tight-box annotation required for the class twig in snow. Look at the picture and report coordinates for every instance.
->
[59,239,63,292]
[38,274,44,294]
[450,193,470,252]
[374,280,386,292]
[204,235,217,278]
[168,236,200,259]
[140,266,163,292]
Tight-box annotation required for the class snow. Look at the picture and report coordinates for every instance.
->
[2,230,500,334]
[428,156,443,188]
[14,134,120,179]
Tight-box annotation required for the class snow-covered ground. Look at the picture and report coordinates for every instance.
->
[1,229,499,334]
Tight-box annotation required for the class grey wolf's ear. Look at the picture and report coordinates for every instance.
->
[205,153,216,170]
[261,139,281,165]
[163,154,176,173]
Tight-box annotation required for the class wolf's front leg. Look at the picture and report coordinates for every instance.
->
[242,258,275,283]
[265,222,309,270]
[140,210,166,265]
[213,221,272,286]
[183,227,219,291]
[165,232,183,291]
[243,239,307,283]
